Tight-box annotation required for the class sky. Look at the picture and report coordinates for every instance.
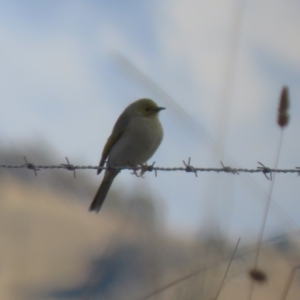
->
[0,0,300,242]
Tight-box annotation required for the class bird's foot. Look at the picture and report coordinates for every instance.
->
[131,164,150,178]
[131,167,142,177]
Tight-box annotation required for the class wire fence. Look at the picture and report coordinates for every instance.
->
[0,157,299,179]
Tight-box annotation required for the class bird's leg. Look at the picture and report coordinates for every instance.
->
[130,163,149,178]
[131,166,141,177]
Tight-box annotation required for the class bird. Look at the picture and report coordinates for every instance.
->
[89,98,165,212]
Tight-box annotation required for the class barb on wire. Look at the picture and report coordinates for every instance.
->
[145,161,157,177]
[183,157,197,177]
[257,162,272,180]
[23,156,39,176]
[61,157,76,178]
[219,161,239,174]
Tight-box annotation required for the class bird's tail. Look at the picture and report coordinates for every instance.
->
[89,170,119,212]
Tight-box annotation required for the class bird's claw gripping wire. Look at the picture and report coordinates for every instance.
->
[131,162,157,178]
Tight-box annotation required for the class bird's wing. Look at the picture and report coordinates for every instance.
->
[97,111,129,174]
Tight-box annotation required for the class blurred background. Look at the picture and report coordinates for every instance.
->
[0,0,300,299]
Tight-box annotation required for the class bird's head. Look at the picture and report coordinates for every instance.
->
[130,98,165,117]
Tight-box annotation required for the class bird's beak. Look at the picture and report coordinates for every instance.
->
[155,107,166,112]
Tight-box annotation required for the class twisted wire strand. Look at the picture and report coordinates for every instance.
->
[0,163,299,174]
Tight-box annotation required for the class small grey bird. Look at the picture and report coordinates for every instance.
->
[90,98,165,212]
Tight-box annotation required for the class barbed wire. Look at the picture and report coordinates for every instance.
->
[0,157,299,179]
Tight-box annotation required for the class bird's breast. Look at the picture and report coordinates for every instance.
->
[108,116,163,167]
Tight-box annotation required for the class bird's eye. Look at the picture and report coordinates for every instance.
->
[145,107,150,112]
